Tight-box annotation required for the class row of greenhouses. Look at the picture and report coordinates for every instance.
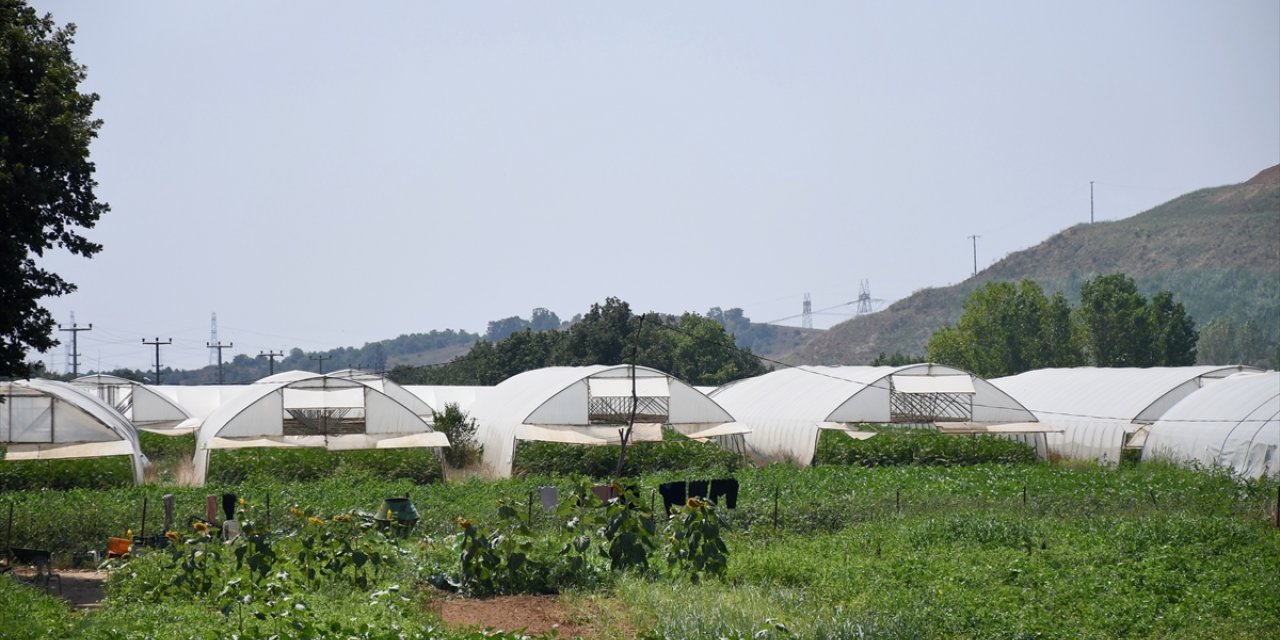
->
[3,363,1276,482]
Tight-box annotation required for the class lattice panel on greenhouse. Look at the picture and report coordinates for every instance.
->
[889,391,972,423]
[283,408,366,435]
[587,396,669,425]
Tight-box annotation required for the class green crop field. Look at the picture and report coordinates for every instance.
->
[1,439,1278,639]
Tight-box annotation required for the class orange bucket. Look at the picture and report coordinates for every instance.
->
[106,537,131,558]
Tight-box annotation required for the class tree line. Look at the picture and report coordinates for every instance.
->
[389,298,769,387]
[927,273,1198,378]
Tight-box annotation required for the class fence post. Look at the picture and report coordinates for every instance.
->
[1274,486,1279,529]
[896,487,901,514]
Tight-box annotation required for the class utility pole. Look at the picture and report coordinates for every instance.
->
[142,338,173,384]
[1090,181,1095,224]
[967,235,981,277]
[309,353,332,374]
[257,350,284,376]
[57,322,92,376]
[207,341,233,384]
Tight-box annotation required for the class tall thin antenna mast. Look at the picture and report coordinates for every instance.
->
[802,293,813,329]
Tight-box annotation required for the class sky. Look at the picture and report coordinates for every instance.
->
[25,0,1280,373]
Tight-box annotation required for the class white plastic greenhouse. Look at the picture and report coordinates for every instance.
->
[1142,371,1279,479]
[1,379,147,483]
[192,372,449,485]
[465,365,747,478]
[991,366,1257,464]
[710,364,1042,465]
[71,374,194,435]
[152,384,252,433]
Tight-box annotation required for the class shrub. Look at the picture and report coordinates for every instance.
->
[514,430,743,478]
[0,451,134,491]
[431,403,483,468]
[813,426,1038,467]
[208,447,442,485]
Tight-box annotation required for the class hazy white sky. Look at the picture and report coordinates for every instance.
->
[27,1,1280,372]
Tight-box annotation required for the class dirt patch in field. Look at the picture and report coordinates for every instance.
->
[432,594,604,638]
[10,568,108,610]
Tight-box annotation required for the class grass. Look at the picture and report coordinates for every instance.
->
[1,460,1277,638]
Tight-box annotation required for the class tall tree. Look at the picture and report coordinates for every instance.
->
[1,1,107,378]
[529,307,561,332]
[927,280,1082,378]
[1147,291,1198,366]
[1077,274,1151,367]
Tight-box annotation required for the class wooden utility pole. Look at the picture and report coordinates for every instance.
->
[58,323,92,376]
[142,338,172,384]
[309,354,332,374]
[257,350,284,376]
[207,341,233,384]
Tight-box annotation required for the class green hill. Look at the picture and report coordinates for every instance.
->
[787,165,1280,367]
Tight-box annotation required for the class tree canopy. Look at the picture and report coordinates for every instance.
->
[1,1,106,378]
[928,274,1197,377]
[927,280,1081,378]
[391,297,769,387]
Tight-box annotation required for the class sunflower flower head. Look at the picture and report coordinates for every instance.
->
[456,517,472,529]
[307,516,325,526]
[289,507,305,518]
[686,497,705,510]
[193,521,209,534]
[165,531,179,543]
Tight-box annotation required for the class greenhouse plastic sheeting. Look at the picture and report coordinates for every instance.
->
[468,366,741,477]
[1144,371,1279,479]
[713,364,1036,466]
[992,366,1257,464]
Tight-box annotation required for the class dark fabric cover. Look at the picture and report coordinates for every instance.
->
[709,478,739,509]
[658,481,687,512]
[688,480,709,500]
